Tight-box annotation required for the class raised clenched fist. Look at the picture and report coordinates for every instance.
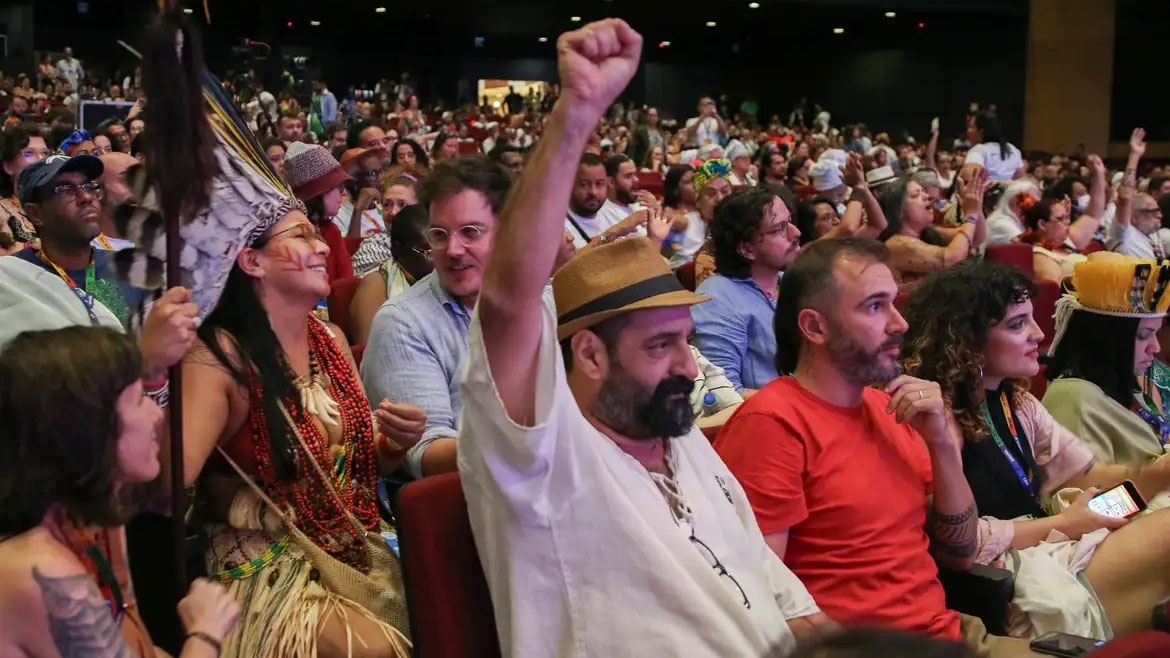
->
[556,19,643,122]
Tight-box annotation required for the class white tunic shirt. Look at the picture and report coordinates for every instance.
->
[563,199,642,248]
[457,299,818,658]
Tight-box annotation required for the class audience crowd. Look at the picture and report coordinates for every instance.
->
[6,16,1170,658]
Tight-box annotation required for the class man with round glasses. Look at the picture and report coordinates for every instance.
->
[361,155,519,479]
[11,155,146,328]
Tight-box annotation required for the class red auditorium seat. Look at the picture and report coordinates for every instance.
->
[792,185,817,202]
[344,236,363,257]
[701,424,722,443]
[637,171,664,199]
[985,243,1034,277]
[327,276,361,343]
[1033,278,1061,351]
[395,473,501,658]
[458,141,480,155]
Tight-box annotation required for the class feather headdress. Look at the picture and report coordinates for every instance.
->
[1048,252,1170,356]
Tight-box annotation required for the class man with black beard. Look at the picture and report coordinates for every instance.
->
[458,19,830,658]
[715,238,1035,656]
[564,152,643,248]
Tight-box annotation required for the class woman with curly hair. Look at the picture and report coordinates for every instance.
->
[901,260,1170,638]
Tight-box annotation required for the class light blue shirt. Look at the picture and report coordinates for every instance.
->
[320,89,338,125]
[361,271,471,478]
[691,273,778,392]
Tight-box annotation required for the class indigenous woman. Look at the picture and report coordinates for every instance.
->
[0,327,241,658]
[1042,254,1170,465]
[902,261,1170,638]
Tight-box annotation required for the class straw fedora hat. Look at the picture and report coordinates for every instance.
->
[553,237,709,340]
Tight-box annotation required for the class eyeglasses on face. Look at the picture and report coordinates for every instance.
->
[422,223,489,251]
[50,181,104,202]
[268,222,324,245]
[22,148,51,162]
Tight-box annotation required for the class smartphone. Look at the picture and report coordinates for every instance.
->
[1087,480,1146,519]
[931,117,940,132]
[1030,631,1105,656]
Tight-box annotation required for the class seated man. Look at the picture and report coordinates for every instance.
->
[693,187,801,395]
[13,154,147,329]
[671,158,732,265]
[361,155,511,478]
[715,237,1035,656]
[461,20,831,656]
[564,152,640,248]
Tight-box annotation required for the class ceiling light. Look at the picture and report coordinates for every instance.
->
[659,41,671,47]
[286,21,293,27]
[375,6,386,13]
[182,7,193,14]
[918,21,926,28]
[539,37,548,42]
[310,20,321,26]
[748,1,760,7]
[571,16,581,22]
[706,21,717,27]
[885,11,896,18]
[833,27,844,34]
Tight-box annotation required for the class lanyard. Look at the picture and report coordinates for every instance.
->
[39,250,100,327]
[565,212,592,243]
[95,233,114,249]
[980,391,1036,497]
[1132,393,1170,450]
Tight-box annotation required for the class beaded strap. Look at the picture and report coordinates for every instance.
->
[211,535,293,582]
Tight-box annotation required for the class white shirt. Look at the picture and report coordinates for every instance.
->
[674,210,708,264]
[563,199,641,248]
[685,116,724,147]
[965,142,1023,182]
[55,58,83,90]
[985,209,1025,247]
[457,300,819,658]
[1107,221,1162,259]
[334,198,386,238]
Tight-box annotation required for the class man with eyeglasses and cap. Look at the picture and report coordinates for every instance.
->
[458,20,831,657]
[362,155,539,480]
[11,155,147,328]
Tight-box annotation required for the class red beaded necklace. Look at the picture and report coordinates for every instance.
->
[246,318,380,571]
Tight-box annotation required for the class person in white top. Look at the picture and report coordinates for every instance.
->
[684,96,727,148]
[54,47,84,93]
[726,139,756,187]
[460,20,830,657]
[963,111,1025,182]
[565,153,638,247]
[605,153,656,214]
[673,158,732,265]
[1107,129,1168,259]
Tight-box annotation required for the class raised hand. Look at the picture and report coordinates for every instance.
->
[1130,127,1147,158]
[957,165,989,218]
[556,19,643,122]
[1088,154,1106,180]
[843,152,866,190]
[645,204,672,248]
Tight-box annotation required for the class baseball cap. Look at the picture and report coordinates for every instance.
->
[18,154,104,204]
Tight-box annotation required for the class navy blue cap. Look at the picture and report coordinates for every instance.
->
[18,154,104,205]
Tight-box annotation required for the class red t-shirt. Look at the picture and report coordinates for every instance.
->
[319,221,354,283]
[714,376,961,640]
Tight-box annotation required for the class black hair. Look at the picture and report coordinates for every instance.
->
[560,313,633,375]
[974,110,1009,161]
[877,178,948,246]
[0,327,143,533]
[420,155,511,215]
[197,248,300,480]
[130,129,146,158]
[1158,193,1170,231]
[604,153,632,178]
[391,138,429,168]
[1043,174,1086,202]
[1148,175,1170,199]
[390,202,428,259]
[95,117,124,139]
[0,124,42,196]
[773,237,889,375]
[794,196,835,246]
[488,143,522,163]
[711,187,777,279]
[1021,198,1061,232]
[787,155,808,180]
[346,121,378,149]
[1047,311,1140,407]
[261,137,286,155]
[663,164,694,209]
[756,146,782,182]
[580,152,604,168]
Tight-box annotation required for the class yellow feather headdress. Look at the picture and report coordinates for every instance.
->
[1048,252,1170,356]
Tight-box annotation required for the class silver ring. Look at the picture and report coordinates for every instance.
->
[918,390,924,400]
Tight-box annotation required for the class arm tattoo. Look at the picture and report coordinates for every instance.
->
[926,502,978,565]
[32,568,132,658]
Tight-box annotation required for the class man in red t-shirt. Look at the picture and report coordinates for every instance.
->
[715,237,1039,656]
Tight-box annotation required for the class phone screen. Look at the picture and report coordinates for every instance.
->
[1031,631,1105,656]
[1088,484,1141,518]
